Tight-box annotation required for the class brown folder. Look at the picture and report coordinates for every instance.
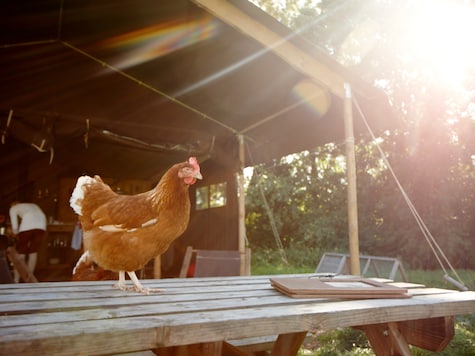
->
[270,277,411,299]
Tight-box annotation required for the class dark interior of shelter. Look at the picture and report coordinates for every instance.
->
[0,0,394,281]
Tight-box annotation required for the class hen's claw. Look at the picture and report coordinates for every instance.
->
[133,287,162,295]
[113,284,162,295]
[113,271,162,294]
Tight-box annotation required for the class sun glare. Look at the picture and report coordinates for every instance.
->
[406,0,475,88]
[99,15,220,70]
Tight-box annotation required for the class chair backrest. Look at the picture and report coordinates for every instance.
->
[180,246,246,278]
[315,252,408,281]
[194,250,241,277]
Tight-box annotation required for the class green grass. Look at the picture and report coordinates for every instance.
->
[295,316,475,356]
[250,246,321,276]
[251,248,475,355]
[406,269,475,291]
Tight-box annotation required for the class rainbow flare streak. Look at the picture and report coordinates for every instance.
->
[100,15,220,69]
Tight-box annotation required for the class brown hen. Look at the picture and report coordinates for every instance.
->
[70,157,202,294]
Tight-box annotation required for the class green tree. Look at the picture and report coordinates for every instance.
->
[246,0,475,269]
[245,146,349,256]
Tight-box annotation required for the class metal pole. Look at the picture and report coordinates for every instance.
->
[237,135,248,275]
[344,83,361,276]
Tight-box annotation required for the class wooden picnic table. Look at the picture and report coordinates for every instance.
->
[0,274,474,355]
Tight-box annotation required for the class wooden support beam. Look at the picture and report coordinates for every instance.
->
[154,341,227,356]
[356,316,455,355]
[153,342,219,356]
[179,246,194,278]
[192,0,345,98]
[237,134,247,276]
[388,322,412,356]
[358,322,411,356]
[344,83,360,276]
[270,332,307,356]
[222,341,249,356]
[153,255,161,279]
[399,316,454,352]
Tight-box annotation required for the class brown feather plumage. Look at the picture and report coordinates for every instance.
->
[70,158,202,290]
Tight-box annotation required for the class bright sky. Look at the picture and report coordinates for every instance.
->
[405,0,475,88]
[252,0,475,90]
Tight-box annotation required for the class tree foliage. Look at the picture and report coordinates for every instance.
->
[246,146,348,252]
[245,0,475,269]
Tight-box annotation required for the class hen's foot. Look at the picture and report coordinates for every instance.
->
[133,286,162,295]
[112,282,162,294]
[112,271,163,294]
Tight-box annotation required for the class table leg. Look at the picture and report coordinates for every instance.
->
[270,331,307,356]
[154,341,223,356]
[398,316,454,352]
[358,322,412,356]
[356,316,455,355]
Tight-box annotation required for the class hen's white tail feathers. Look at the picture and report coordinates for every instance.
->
[72,251,92,275]
[70,175,94,215]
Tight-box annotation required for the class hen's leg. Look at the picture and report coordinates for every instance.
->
[127,271,161,294]
[114,271,128,291]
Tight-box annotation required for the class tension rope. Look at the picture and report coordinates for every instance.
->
[353,96,468,291]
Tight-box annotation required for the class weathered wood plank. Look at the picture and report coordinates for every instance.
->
[0,275,474,356]
[0,295,326,327]
[0,282,463,326]
[0,277,455,302]
[1,290,474,355]
[0,289,280,314]
[0,274,308,291]
[0,283,276,303]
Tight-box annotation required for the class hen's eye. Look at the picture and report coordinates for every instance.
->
[179,167,193,178]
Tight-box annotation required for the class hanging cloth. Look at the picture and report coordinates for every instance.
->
[71,221,83,250]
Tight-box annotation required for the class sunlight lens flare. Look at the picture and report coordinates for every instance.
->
[100,15,220,69]
[291,80,330,117]
[407,0,475,87]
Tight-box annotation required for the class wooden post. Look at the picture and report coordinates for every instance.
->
[237,135,247,275]
[344,83,360,276]
[153,255,161,279]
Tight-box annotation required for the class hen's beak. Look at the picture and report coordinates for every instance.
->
[194,171,203,180]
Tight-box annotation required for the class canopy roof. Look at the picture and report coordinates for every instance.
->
[0,0,395,199]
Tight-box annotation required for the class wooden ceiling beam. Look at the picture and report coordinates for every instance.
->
[192,0,346,98]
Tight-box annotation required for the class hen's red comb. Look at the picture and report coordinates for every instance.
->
[188,157,200,170]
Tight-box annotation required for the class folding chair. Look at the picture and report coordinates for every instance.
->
[179,246,250,277]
